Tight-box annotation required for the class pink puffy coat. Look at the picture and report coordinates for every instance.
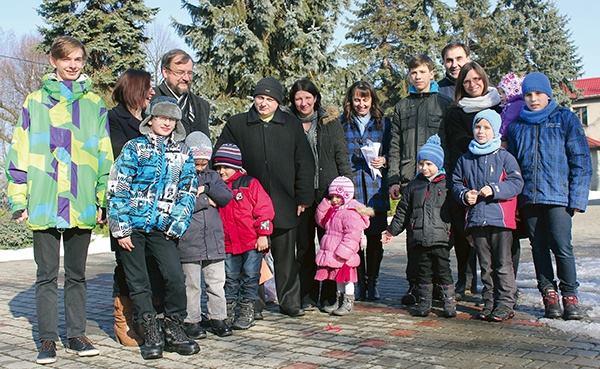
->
[315,198,373,269]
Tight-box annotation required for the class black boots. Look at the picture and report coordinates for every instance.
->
[440,284,457,318]
[139,313,164,360]
[401,283,419,305]
[232,299,255,330]
[162,314,200,356]
[413,284,433,317]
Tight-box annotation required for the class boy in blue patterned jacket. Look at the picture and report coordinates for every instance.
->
[508,72,592,321]
[452,109,523,322]
[107,96,199,360]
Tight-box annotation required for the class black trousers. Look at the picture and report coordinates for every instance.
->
[296,204,336,306]
[119,229,187,321]
[414,245,453,286]
[271,227,302,313]
[449,199,477,286]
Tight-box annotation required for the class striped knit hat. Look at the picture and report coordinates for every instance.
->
[185,131,212,160]
[213,143,243,170]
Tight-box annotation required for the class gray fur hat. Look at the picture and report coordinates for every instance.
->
[140,96,187,141]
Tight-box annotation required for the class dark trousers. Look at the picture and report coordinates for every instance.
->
[271,227,302,313]
[225,250,262,301]
[119,230,187,321]
[471,227,517,308]
[296,204,336,306]
[521,205,579,296]
[449,199,477,287]
[33,228,91,341]
[414,245,453,285]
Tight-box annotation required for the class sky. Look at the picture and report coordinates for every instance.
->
[1,0,599,79]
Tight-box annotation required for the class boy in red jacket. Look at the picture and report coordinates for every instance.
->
[214,144,275,330]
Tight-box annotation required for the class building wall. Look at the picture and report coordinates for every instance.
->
[574,97,600,139]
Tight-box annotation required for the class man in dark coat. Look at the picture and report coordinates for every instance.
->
[438,42,472,100]
[154,49,210,137]
[216,77,315,317]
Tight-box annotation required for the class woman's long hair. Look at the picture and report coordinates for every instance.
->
[342,81,384,128]
[112,69,152,111]
[454,61,490,103]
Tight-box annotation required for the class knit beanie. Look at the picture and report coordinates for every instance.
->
[417,134,444,170]
[328,176,354,204]
[185,131,213,160]
[253,77,284,104]
[473,109,502,139]
[522,72,553,98]
[213,143,243,170]
[498,72,524,101]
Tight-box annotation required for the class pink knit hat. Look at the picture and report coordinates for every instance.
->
[328,176,354,204]
[498,72,524,101]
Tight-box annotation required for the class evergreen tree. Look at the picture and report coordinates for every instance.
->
[37,0,157,95]
[174,0,347,124]
[343,0,452,113]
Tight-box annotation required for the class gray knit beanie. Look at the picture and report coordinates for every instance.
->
[185,131,213,160]
[253,76,284,104]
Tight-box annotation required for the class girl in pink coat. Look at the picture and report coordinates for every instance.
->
[315,176,374,315]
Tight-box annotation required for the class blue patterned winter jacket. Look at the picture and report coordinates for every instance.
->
[107,122,198,239]
[507,106,591,211]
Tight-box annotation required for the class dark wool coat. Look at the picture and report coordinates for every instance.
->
[154,82,210,137]
[389,83,453,187]
[177,169,233,262]
[387,173,451,250]
[215,106,315,229]
[108,103,143,158]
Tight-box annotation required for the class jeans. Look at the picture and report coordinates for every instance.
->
[471,227,517,308]
[225,250,262,301]
[119,230,187,321]
[182,259,227,322]
[33,228,91,341]
[521,204,579,296]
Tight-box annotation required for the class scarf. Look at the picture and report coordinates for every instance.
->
[164,83,195,125]
[457,87,501,113]
[519,99,559,124]
[298,111,319,189]
[353,112,371,135]
[468,136,501,155]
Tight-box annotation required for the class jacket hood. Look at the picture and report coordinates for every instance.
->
[321,106,340,125]
[43,73,92,102]
[409,81,440,95]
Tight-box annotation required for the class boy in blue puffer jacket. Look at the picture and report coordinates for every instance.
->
[507,72,592,321]
[452,109,523,322]
[107,96,199,360]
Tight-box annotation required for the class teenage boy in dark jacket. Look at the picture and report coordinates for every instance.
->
[389,54,453,305]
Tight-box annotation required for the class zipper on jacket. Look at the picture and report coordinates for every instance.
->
[533,124,539,203]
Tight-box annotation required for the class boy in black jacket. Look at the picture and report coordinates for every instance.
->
[382,135,455,317]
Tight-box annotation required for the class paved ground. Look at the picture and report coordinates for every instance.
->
[1,204,600,368]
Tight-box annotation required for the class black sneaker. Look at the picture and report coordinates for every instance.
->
[489,306,515,322]
[36,340,57,364]
[476,306,493,321]
[65,336,100,357]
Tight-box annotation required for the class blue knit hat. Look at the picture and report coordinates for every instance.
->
[522,72,552,98]
[417,134,444,170]
[473,109,502,139]
[213,143,243,171]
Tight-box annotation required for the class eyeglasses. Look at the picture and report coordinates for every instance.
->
[166,67,194,79]
[463,76,482,87]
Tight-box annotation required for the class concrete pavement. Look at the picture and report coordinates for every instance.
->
[1,204,600,368]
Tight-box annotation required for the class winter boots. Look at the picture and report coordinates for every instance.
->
[367,277,380,301]
[542,287,562,319]
[401,283,419,305]
[139,313,164,360]
[413,284,433,317]
[163,314,200,356]
[562,295,584,320]
[440,284,457,318]
[332,294,355,316]
[225,299,236,326]
[322,292,342,313]
[232,299,255,330]
[114,296,143,346]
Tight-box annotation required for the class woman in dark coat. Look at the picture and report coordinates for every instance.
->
[288,79,352,310]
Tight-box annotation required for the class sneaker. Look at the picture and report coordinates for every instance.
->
[542,287,562,319]
[562,295,584,320]
[476,306,493,321]
[65,336,100,357]
[36,340,57,365]
[489,306,515,322]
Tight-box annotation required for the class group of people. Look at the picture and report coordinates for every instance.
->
[4,35,592,366]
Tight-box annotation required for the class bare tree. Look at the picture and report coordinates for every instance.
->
[143,22,179,86]
[0,29,47,157]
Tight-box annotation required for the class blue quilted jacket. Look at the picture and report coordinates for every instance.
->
[507,106,591,211]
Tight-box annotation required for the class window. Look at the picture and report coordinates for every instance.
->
[574,106,588,126]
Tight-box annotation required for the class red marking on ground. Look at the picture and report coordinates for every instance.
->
[416,320,443,327]
[358,339,389,347]
[454,313,473,320]
[299,323,342,336]
[389,329,418,337]
[322,350,355,359]
[507,319,545,327]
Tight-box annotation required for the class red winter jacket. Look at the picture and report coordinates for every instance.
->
[220,171,275,255]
